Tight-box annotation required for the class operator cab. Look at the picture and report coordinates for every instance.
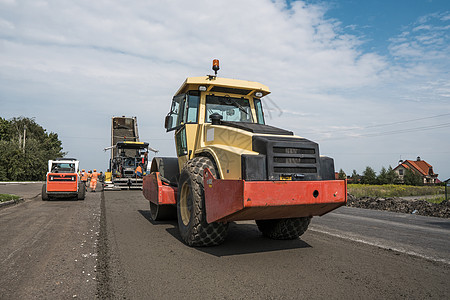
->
[111,141,150,178]
[49,158,79,174]
[51,163,75,173]
[165,89,266,132]
[165,60,269,132]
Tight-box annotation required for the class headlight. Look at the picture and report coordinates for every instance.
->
[199,85,207,91]
[255,91,263,98]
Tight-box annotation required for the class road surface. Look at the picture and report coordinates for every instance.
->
[101,190,449,299]
[0,183,449,299]
[309,206,450,264]
[0,183,100,299]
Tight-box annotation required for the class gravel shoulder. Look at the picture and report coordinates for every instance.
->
[347,194,450,218]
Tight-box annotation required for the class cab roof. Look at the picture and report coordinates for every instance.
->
[116,141,149,149]
[175,76,270,97]
[54,158,77,161]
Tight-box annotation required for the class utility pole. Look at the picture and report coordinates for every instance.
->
[446,179,449,202]
[23,125,26,153]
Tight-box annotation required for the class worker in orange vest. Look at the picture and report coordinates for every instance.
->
[135,164,143,178]
[90,169,99,192]
[87,170,92,186]
[80,169,88,188]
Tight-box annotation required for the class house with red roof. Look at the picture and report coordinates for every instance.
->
[393,156,439,185]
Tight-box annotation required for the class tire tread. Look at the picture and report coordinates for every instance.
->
[178,157,228,246]
[256,217,311,240]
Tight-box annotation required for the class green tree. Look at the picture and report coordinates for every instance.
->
[338,168,346,180]
[385,165,400,184]
[0,116,65,181]
[403,169,423,186]
[361,166,377,184]
[350,169,360,183]
[0,117,11,141]
[377,166,388,185]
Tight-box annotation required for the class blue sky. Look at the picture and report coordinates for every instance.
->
[308,0,449,54]
[1,0,449,180]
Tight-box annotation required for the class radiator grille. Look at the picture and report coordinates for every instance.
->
[273,147,315,155]
[274,167,317,173]
[252,136,321,181]
[273,157,316,164]
[49,175,76,181]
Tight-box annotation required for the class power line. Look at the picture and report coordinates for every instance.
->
[319,122,450,141]
[310,112,450,135]
[362,122,450,138]
[363,113,450,129]
[60,136,171,141]
[325,151,450,156]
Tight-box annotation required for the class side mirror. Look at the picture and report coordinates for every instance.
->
[164,114,173,130]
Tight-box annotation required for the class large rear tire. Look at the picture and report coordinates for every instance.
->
[41,184,49,201]
[177,157,228,246]
[77,183,85,200]
[150,157,180,186]
[150,201,176,221]
[256,217,311,240]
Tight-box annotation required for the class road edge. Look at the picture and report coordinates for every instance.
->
[0,198,24,208]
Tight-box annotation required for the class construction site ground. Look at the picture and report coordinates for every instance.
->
[347,194,450,218]
[0,183,449,299]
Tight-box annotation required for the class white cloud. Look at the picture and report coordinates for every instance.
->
[0,18,14,30]
[0,0,15,5]
[389,12,450,60]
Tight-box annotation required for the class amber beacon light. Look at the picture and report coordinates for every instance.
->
[212,59,220,75]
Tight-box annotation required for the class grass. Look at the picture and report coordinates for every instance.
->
[0,194,20,203]
[422,195,447,204]
[348,184,445,198]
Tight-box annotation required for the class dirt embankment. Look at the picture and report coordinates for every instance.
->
[347,194,450,218]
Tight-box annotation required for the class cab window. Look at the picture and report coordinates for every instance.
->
[165,93,200,131]
[175,127,188,156]
[254,98,265,125]
[51,163,75,173]
[186,94,200,123]
[166,94,185,131]
[205,95,253,123]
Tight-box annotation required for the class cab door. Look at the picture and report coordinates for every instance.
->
[164,92,200,168]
